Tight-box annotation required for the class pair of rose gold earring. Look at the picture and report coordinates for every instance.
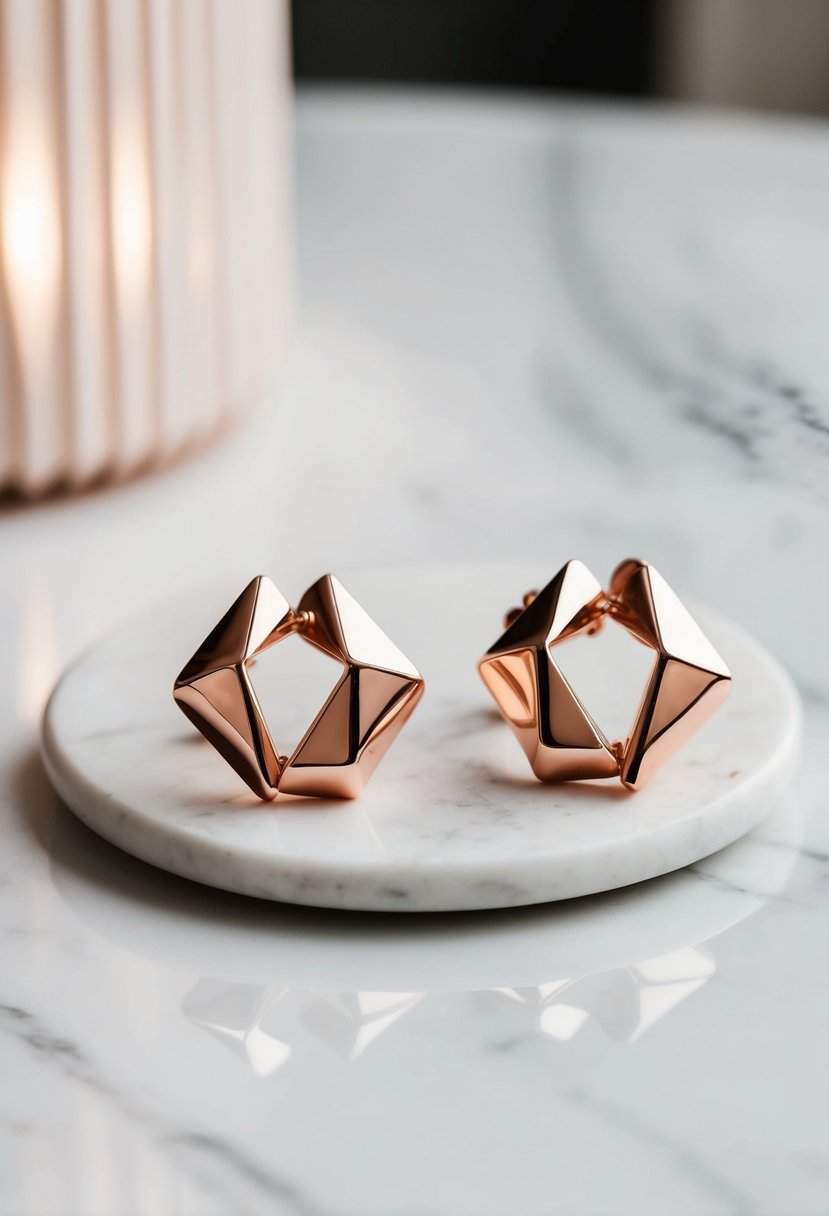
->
[174,558,731,801]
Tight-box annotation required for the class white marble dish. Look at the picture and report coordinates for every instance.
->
[41,565,800,912]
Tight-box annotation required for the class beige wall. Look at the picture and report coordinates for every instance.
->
[660,0,829,114]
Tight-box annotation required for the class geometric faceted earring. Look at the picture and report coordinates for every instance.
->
[174,574,424,800]
[478,558,731,790]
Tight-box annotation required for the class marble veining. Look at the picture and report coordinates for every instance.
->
[546,141,829,491]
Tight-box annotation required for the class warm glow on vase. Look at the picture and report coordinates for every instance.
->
[2,112,61,354]
[0,0,291,495]
[110,112,152,309]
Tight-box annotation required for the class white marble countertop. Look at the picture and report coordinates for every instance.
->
[1,90,828,1215]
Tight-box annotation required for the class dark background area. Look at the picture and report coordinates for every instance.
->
[292,0,658,95]
[290,1,829,116]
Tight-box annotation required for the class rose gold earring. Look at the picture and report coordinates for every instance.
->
[174,574,424,800]
[478,558,731,790]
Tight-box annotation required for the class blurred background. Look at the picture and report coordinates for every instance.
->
[293,0,829,115]
[3,0,829,497]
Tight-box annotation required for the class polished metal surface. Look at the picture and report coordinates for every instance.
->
[479,559,731,789]
[174,574,424,800]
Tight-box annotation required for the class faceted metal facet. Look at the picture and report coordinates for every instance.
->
[479,560,620,782]
[609,559,732,790]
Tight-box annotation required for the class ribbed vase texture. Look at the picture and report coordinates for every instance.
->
[0,0,290,494]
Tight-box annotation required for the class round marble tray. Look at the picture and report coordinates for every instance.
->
[41,565,800,912]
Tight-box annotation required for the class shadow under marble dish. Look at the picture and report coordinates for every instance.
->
[40,565,800,912]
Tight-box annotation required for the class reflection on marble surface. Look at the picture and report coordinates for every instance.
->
[496,944,716,1044]
[185,983,423,1072]
[154,793,790,1081]
[184,943,715,1079]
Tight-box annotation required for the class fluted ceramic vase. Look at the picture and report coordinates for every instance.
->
[0,0,291,494]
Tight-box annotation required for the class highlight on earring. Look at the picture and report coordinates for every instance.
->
[478,558,731,790]
[174,574,424,800]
